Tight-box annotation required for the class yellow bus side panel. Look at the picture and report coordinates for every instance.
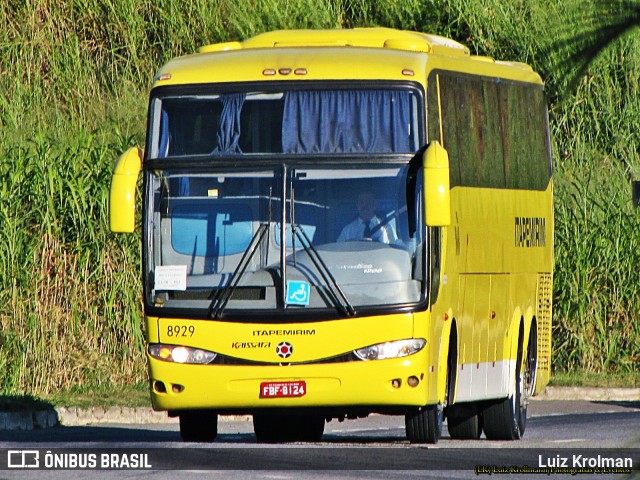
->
[433,182,553,402]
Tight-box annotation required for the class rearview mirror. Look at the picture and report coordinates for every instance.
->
[110,147,143,233]
[423,141,451,226]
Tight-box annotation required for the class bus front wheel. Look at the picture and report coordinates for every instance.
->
[179,410,218,442]
[405,404,442,444]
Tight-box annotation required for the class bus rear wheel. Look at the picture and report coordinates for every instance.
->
[483,328,536,440]
[446,403,482,439]
[405,404,442,444]
[482,388,523,440]
[179,410,218,442]
[253,414,325,443]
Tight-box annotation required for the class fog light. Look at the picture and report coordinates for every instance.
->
[172,384,184,393]
[407,376,420,387]
[391,379,402,389]
[154,381,167,393]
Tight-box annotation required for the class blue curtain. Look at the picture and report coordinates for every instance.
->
[158,109,170,157]
[282,90,411,154]
[213,93,246,154]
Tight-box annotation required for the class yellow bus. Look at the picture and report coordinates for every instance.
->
[110,28,553,443]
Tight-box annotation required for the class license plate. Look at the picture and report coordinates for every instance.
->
[260,381,307,398]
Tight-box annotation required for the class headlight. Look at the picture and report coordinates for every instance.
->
[149,344,217,364]
[354,338,426,361]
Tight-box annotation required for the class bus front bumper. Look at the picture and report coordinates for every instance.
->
[147,351,434,413]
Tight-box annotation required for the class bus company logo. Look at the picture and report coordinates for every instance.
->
[231,341,271,349]
[253,329,316,336]
[275,341,293,359]
[515,217,546,248]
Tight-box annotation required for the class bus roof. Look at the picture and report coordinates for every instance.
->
[199,28,471,56]
[153,28,541,87]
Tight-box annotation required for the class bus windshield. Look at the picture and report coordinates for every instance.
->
[145,164,425,317]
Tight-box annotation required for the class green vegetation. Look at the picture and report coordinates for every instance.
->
[43,382,151,409]
[0,395,55,412]
[0,0,638,398]
[550,371,640,388]
[0,383,150,410]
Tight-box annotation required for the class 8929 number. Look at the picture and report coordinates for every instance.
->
[166,325,195,337]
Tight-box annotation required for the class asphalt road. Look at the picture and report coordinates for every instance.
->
[1,400,638,479]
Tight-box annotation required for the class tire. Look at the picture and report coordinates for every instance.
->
[482,390,523,440]
[405,404,443,444]
[253,414,325,443]
[483,326,536,440]
[179,410,218,442]
[446,403,482,440]
[295,415,325,442]
[253,414,276,442]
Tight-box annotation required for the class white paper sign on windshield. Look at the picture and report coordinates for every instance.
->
[155,265,187,291]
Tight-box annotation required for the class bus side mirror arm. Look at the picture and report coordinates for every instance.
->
[423,141,451,226]
[110,147,143,233]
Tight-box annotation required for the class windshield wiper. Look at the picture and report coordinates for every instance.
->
[210,186,274,319]
[287,183,354,317]
[292,225,355,317]
[208,223,269,319]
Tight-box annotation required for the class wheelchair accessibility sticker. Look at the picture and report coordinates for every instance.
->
[286,281,310,306]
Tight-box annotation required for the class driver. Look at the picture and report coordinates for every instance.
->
[337,192,397,243]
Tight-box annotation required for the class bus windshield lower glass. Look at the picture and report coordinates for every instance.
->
[145,164,425,316]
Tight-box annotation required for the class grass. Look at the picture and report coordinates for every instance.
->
[0,384,149,411]
[44,383,151,410]
[0,395,56,412]
[550,371,640,389]
[0,132,146,395]
[0,0,638,398]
